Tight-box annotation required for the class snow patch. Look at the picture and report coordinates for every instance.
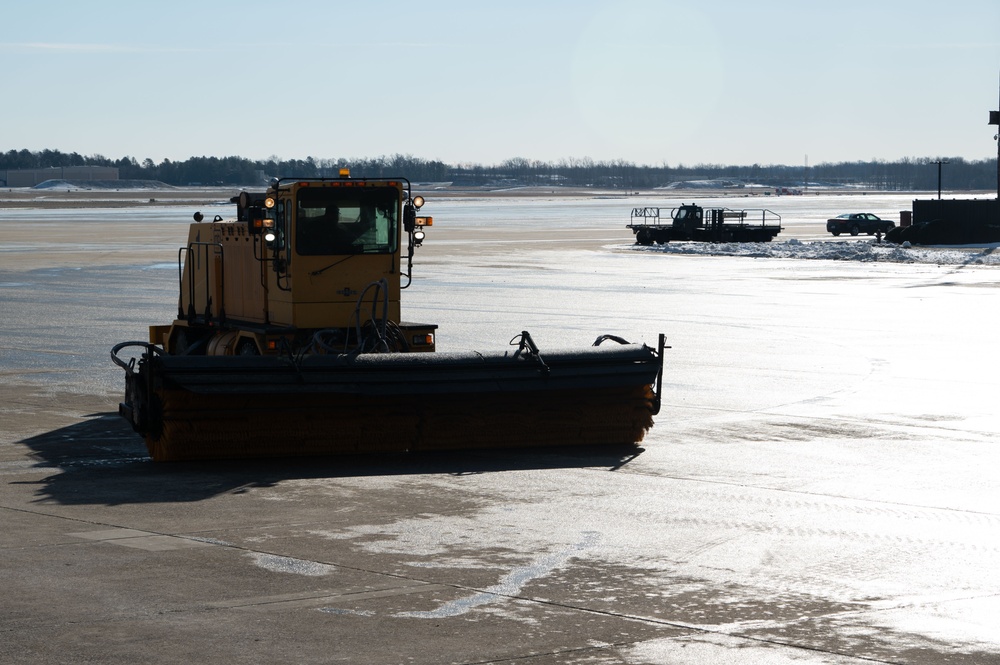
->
[247,552,337,576]
[619,239,1000,265]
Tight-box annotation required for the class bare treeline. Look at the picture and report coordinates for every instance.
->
[2,149,996,191]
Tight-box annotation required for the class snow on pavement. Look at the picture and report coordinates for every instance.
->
[620,238,1000,265]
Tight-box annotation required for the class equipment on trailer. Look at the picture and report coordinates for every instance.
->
[112,175,666,461]
[627,204,782,244]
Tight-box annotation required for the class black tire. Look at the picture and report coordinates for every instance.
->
[831,230,840,236]
[237,339,260,355]
[850,225,860,236]
[635,229,653,246]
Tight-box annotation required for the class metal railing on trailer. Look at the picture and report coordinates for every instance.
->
[628,206,780,227]
[707,208,781,228]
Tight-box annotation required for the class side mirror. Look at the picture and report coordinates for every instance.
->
[403,204,416,233]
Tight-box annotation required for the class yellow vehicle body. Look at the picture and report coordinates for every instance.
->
[163,177,434,356]
[113,175,665,461]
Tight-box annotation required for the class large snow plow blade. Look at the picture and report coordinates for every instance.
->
[113,333,665,462]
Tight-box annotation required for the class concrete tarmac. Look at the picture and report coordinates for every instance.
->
[2,190,999,664]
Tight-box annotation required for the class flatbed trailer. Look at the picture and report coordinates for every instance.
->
[627,204,782,244]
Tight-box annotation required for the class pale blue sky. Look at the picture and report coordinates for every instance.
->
[4,0,999,167]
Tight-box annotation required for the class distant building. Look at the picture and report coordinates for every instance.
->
[1,166,119,188]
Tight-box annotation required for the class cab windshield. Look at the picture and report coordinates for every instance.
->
[296,186,398,255]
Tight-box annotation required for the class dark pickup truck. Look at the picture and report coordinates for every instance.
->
[826,213,895,236]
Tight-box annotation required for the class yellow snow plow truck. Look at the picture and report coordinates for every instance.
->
[112,175,665,461]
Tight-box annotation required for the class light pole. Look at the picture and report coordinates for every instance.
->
[932,160,948,200]
[993,112,1000,199]
[991,70,999,200]
[991,96,999,199]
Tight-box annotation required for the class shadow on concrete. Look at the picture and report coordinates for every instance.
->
[16,413,646,507]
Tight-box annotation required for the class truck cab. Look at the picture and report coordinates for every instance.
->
[160,175,435,356]
[671,204,704,232]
